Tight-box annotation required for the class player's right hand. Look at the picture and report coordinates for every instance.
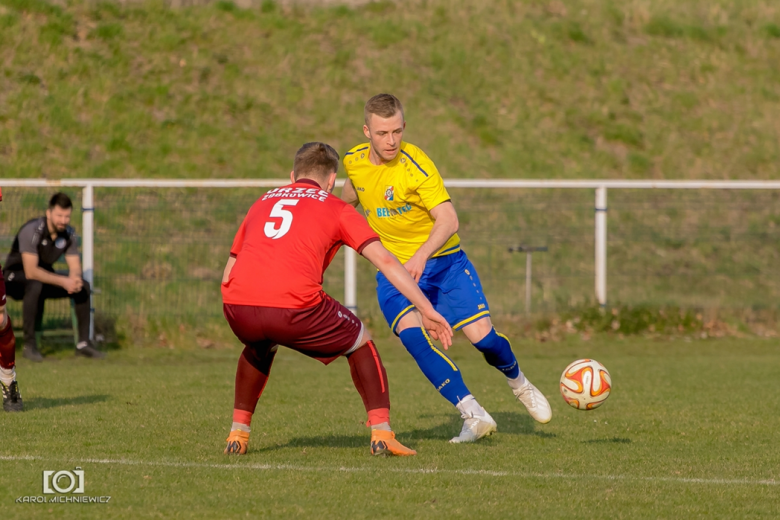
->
[63,277,82,294]
[421,309,453,349]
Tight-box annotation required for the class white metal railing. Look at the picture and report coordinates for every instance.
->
[5,178,780,328]
[6,179,780,189]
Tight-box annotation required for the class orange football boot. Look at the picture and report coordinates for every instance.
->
[370,430,417,456]
[224,430,250,455]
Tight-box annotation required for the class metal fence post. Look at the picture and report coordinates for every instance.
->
[595,186,607,307]
[526,251,532,314]
[508,245,548,315]
[82,184,95,340]
[344,247,357,314]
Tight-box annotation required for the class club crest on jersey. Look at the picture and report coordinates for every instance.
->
[384,186,394,201]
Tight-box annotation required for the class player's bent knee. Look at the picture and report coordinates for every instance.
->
[462,316,494,343]
[25,279,43,294]
[395,310,423,335]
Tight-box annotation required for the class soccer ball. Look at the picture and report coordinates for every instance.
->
[559,359,612,410]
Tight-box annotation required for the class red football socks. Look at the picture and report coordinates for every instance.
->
[0,314,16,370]
[232,409,253,428]
[233,345,276,425]
[231,341,392,430]
[348,341,391,427]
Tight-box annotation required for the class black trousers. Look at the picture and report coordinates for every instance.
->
[3,269,90,348]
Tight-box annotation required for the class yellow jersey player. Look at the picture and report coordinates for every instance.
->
[342,94,551,443]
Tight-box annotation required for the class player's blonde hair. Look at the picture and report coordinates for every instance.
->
[364,93,405,126]
[293,142,340,182]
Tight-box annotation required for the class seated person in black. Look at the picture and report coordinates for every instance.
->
[3,192,104,361]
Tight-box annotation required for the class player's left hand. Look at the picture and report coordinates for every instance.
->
[420,309,453,349]
[403,254,427,283]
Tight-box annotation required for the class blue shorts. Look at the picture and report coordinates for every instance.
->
[377,250,490,334]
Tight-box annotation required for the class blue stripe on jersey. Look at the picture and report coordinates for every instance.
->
[401,150,428,177]
[345,146,369,156]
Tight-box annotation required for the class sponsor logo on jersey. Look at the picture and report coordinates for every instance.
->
[384,186,394,201]
[55,238,66,249]
[375,204,412,218]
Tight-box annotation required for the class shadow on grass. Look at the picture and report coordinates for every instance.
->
[490,412,557,439]
[25,394,110,410]
[255,416,464,452]
[411,412,555,440]
[257,434,367,452]
[258,411,555,452]
[582,437,632,444]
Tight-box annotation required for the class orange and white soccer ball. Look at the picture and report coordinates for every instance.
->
[560,359,612,410]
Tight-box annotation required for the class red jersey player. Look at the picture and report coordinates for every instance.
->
[0,187,23,412]
[221,143,453,456]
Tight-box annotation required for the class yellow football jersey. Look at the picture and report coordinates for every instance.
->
[343,141,460,264]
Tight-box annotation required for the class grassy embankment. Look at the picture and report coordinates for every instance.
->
[1,0,780,347]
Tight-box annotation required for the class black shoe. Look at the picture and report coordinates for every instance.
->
[75,343,105,359]
[23,345,44,362]
[2,380,24,412]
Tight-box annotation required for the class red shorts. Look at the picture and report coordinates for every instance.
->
[223,293,364,365]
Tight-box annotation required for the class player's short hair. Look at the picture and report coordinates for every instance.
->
[293,142,340,182]
[364,93,404,126]
[48,192,73,210]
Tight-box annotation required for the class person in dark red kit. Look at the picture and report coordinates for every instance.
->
[221,142,453,457]
[0,187,23,412]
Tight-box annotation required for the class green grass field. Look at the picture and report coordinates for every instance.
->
[2,334,779,518]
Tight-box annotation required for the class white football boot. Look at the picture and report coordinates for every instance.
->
[512,378,552,424]
[449,408,497,444]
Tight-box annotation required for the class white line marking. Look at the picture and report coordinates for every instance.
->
[0,455,776,487]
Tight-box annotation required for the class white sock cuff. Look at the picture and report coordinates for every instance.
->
[507,371,527,389]
[231,422,251,433]
[0,366,15,386]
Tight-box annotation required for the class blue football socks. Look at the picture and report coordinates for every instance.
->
[398,328,471,405]
[473,328,521,379]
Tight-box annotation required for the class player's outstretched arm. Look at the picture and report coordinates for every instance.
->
[404,201,459,283]
[361,241,453,348]
[340,179,360,208]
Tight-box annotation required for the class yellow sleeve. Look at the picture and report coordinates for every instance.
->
[414,157,451,211]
